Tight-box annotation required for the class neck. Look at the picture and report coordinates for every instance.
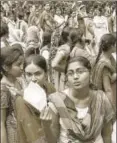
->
[103,51,111,58]
[70,86,90,100]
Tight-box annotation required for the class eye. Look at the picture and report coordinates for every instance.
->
[67,71,73,76]
[77,69,88,74]
[26,72,32,77]
[35,72,41,76]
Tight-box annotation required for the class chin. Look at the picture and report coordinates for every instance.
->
[73,85,82,90]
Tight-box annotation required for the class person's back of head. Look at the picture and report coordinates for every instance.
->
[0,21,9,38]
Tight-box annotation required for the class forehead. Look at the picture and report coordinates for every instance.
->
[25,62,43,73]
[67,61,85,71]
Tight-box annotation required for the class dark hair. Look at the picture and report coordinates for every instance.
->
[1,44,24,76]
[24,48,47,73]
[65,56,97,89]
[65,56,91,74]
[58,26,71,46]
[68,28,83,47]
[17,11,24,20]
[0,21,9,38]
[95,33,116,64]
[42,31,51,47]
[97,7,103,13]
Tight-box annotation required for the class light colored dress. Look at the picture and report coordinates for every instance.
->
[93,16,109,44]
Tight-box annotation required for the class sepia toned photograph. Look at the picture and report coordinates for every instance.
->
[0,1,116,143]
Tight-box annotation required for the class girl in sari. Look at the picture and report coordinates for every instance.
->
[52,27,83,91]
[1,44,24,143]
[91,33,116,106]
[16,47,56,143]
[41,56,115,143]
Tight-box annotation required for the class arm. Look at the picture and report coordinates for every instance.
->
[87,23,95,38]
[46,20,53,30]
[1,109,7,143]
[52,51,65,72]
[102,121,113,143]
[40,103,60,143]
[103,69,113,103]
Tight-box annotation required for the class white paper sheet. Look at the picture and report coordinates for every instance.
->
[24,82,47,112]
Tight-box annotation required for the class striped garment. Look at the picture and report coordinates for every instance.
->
[91,56,115,90]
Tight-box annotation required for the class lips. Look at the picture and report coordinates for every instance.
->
[73,82,80,86]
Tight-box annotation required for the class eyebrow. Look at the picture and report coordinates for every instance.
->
[25,70,41,74]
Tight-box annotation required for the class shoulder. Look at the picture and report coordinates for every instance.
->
[92,89,111,104]
[58,44,70,54]
[48,91,66,102]
[44,82,56,95]
[1,82,9,92]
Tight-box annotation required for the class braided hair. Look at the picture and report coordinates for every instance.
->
[95,33,116,65]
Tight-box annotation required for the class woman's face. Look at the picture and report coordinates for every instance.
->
[71,11,76,17]
[44,4,50,11]
[25,61,46,86]
[67,61,90,90]
[56,9,61,15]
[97,9,101,16]
[8,55,24,78]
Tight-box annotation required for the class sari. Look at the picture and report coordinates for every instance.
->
[15,82,56,143]
[91,55,116,105]
[52,44,71,91]
[47,90,115,143]
[1,79,23,143]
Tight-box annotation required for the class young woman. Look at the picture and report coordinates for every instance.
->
[26,25,42,53]
[1,44,24,143]
[41,56,115,143]
[68,10,78,28]
[51,26,71,91]
[54,7,65,30]
[93,7,109,53]
[16,48,56,143]
[91,33,116,106]
[69,28,95,67]
[52,27,84,91]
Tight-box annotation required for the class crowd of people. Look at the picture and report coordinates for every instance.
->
[0,1,116,143]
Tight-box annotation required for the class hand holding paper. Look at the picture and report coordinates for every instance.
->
[24,82,47,112]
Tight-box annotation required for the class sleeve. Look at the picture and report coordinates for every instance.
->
[103,93,115,123]
[103,67,111,79]
[0,89,9,109]
[44,13,49,21]
[57,45,70,56]
[49,102,60,141]
[41,50,49,60]
[40,102,60,142]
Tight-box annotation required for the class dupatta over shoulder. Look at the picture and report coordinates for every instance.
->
[48,90,115,142]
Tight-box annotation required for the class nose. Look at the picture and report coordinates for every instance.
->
[31,75,37,82]
[20,64,23,70]
[73,72,79,79]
